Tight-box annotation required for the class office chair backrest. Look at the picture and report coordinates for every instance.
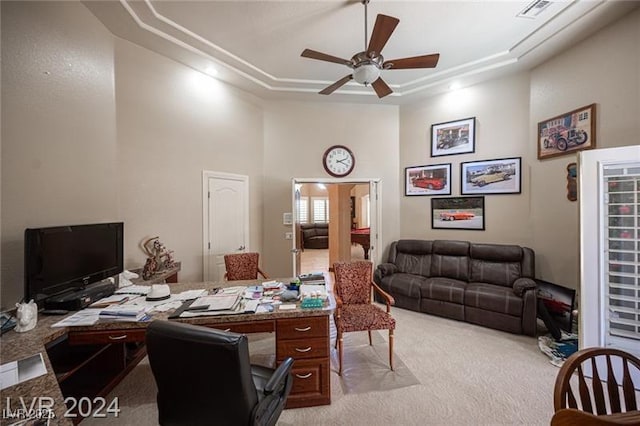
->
[146,320,258,426]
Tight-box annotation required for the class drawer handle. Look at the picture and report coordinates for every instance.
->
[108,335,127,340]
[295,373,313,379]
[294,326,311,332]
[295,347,312,353]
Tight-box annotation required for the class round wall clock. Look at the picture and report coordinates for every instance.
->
[322,145,355,177]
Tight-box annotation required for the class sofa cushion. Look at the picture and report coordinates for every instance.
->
[465,283,523,316]
[470,244,523,287]
[302,229,317,239]
[379,273,423,298]
[431,240,470,281]
[395,253,432,276]
[420,277,466,305]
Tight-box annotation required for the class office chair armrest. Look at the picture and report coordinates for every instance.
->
[372,281,395,311]
[263,357,294,395]
[258,267,269,279]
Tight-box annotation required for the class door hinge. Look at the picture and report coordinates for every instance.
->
[208,242,211,250]
[208,191,210,199]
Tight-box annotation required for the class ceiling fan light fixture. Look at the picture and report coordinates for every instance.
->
[352,64,380,85]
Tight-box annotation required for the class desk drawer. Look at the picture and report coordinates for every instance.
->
[285,358,330,408]
[68,329,146,345]
[277,316,328,340]
[206,320,274,335]
[277,337,328,360]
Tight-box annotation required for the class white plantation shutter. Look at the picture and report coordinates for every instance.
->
[604,162,640,348]
[297,196,309,224]
[312,197,329,223]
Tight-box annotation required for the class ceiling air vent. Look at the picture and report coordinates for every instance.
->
[517,0,553,19]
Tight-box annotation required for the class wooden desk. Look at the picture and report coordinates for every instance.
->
[0,280,333,425]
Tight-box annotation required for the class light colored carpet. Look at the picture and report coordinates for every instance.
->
[84,307,558,426]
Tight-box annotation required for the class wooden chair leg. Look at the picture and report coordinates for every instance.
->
[389,329,394,371]
[368,330,372,346]
[338,335,344,376]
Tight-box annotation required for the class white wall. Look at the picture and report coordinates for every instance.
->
[262,101,400,276]
[1,1,118,308]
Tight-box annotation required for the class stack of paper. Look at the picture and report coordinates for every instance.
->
[114,285,151,295]
[89,294,131,308]
[99,305,149,322]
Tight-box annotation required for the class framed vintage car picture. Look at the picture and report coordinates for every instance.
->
[431,196,485,230]
[405,163,452,196]
[431,117,476,157]
[537,104,596,160]
[460,157,522,195]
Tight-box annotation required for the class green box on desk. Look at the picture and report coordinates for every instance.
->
[300,298,324,309]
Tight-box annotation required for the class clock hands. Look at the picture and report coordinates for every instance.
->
[336,157,350,165]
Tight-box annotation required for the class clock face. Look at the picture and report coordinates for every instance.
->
[323,145,355,177]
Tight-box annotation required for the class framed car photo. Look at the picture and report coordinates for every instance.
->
[537,104,596,160]
[431,117,476,157]
[460,157,521,195]
[431,196,485,230]
[405,163,452,196]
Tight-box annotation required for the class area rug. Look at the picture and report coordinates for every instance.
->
[331,330,420,395]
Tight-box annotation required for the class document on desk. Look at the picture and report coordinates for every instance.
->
[0,353,47,390]
[51,309,101,327]
[187,294,240,311]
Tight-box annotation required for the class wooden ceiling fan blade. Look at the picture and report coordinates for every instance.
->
[319,75,353,95]
[371,77,393,98]
[384,54,440,69]
[366,14,399,56]
[301,49,352,66]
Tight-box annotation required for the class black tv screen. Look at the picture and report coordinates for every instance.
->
[24,222,124,304]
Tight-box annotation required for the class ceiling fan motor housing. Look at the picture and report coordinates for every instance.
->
[351,52,383,85]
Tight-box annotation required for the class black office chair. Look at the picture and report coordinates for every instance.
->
[146,320,294,426]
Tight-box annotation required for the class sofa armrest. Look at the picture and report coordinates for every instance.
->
[372,281,395,312]
[513,277,537,297]
[375,263,398,279]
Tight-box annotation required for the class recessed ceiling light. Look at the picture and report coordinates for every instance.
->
[205,65,218,77]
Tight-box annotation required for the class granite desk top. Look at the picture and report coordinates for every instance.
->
[0,279,333,425]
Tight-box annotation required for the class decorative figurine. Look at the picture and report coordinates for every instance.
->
[15,300,38,332]
[141,236,176,280]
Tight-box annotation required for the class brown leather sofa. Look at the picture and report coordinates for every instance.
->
[374,239,537,335]
[300,223,329,250]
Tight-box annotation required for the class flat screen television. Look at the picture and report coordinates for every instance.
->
[24,222,124,305]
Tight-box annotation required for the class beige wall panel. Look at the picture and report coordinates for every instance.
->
[263,101,400,277]
[1,2,117,309]
[529,8,640,289]
[114,39,265,281]
[400,74,533,248]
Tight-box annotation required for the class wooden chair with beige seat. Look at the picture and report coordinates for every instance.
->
[224,252,269,281]
[552,347,640,425]
[332,260,396,376]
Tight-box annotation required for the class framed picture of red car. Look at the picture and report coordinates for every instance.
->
[431,117,476,157]
[405,163,451,196]
[460,157,521,195]
[431,196,485,230]
[537,103,596,160]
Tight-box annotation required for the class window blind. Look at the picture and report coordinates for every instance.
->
[604,162,640,344]
[312,197,329,223]
[297,197,309,224]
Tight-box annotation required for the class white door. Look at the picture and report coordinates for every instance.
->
[202,171,249,281]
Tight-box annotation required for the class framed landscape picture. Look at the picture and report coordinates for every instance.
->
[460,157,521,195]
[431,196,485,230]
[431,117,476,157]
[405,163,452,196]
[537,104,596,160]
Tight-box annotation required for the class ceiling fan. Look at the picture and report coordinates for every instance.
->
[301,0,440,98]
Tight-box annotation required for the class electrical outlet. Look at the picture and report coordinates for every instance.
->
[285,232,293,240]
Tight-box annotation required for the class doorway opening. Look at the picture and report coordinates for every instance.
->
[291,178,381,276]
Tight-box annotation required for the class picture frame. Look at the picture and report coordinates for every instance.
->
[460,157,521,195]
[431,117,476,157]
[536,279,576,333]
[431,196,485,230]
[405,163,452,196]
[537,104,596,160]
